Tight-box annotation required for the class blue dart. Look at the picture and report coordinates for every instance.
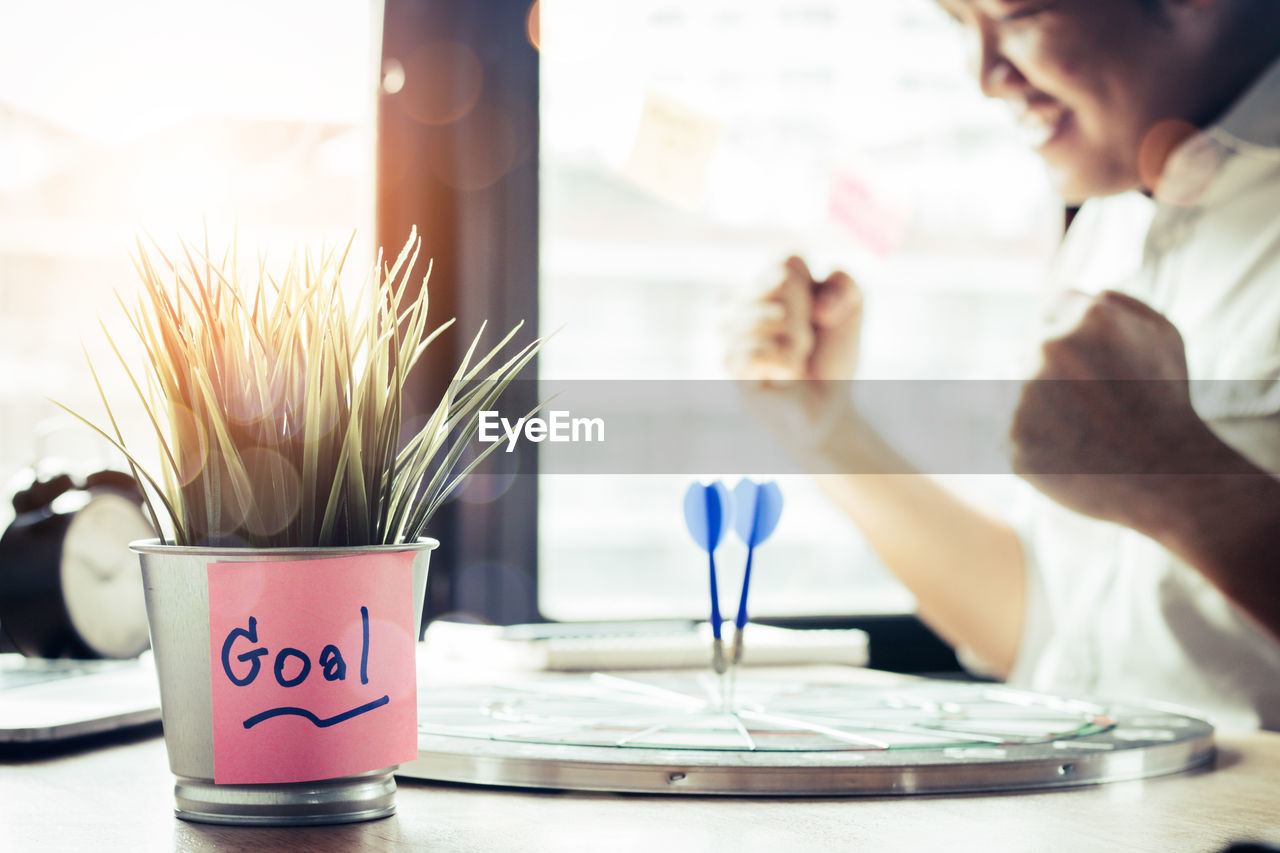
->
[683,480,733,675]
[729,479,784,667]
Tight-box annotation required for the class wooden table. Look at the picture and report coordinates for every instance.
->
[2,719,1279,852]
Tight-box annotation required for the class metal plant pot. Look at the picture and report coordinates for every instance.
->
[132,539,436,826]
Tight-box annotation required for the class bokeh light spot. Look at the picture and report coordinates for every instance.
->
[168,403,208,487]
[459,471,518,505]
[239,446,302,537]
[1138,119,1210,205]
[382,57,406,95]
[428,103,521,190]
[206,454,251,540]
[402,40,484,127]
[224,362,285,426]
[526,1,541,52]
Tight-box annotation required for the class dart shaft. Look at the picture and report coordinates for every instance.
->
[730,627,744,666]
[735,546,755,630]
[708,552,723,640]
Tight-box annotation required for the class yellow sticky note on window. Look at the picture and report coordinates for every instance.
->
[620,92,721,211]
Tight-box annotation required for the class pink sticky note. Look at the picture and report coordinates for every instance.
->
[207,552,418,784]
[828,169,912,258]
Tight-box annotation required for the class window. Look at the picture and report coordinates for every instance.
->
[0,0,379,524]
[536,0,1061,622]
[376,0,1062,664]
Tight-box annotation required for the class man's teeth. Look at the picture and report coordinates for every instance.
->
[1016,111,1059,147]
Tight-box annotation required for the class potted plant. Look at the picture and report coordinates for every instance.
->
[64,229,539,825]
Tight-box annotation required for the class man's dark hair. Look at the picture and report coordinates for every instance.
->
[1135,0,1171,22]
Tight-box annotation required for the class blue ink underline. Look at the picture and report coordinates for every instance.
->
[242,695,390,729]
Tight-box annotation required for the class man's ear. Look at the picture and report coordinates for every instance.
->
[1155,0,1229,36]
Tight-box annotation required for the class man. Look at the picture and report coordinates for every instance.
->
[730,0,1280,729]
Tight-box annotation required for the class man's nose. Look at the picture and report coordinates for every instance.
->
[968,23,1027,99]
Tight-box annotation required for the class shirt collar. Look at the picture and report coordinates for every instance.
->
[1210,53,1280,153]
[1154,54,1280,208]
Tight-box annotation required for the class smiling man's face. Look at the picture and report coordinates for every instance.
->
[938,0,1211,203]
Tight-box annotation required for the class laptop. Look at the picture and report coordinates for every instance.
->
[0,653,161,744]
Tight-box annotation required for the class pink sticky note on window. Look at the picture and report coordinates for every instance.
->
[828,169,912,258]
[207,552,418,784]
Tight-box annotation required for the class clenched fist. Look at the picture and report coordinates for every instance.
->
[727,256,862,382]
[725,256,865,463]
[1010,290,1219,528]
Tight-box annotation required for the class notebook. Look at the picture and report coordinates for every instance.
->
[420,620,870,672]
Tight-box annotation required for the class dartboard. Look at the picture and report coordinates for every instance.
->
[402,671,1215,795]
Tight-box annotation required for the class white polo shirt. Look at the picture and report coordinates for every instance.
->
[1007,58,1280,731]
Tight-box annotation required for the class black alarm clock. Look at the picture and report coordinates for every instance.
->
[0,469,154,659]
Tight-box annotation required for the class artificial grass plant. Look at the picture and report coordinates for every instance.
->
[62,228,540,548]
